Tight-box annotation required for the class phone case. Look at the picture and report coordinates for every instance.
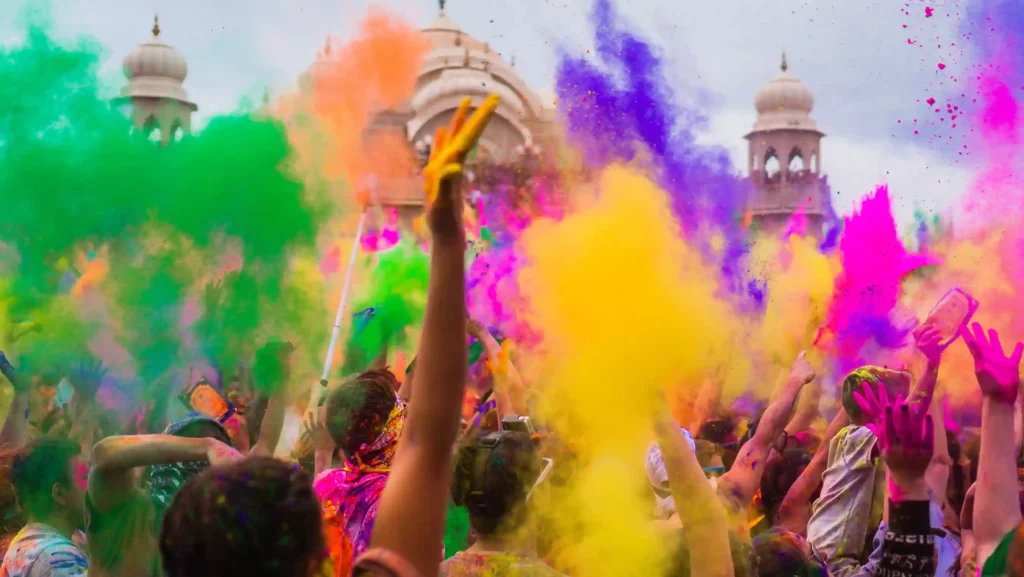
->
[922,287,979,348]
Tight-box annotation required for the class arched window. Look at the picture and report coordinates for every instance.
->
[788,147,805,173]
[764,148,780,178]
[810,153,818,173]
[170,122,184,143]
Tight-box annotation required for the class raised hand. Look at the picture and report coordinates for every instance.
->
[69,357,107,400]
[788,351,816,385]
[855,382,934,495]
[0,351,26,393]
[913,324,945,365]
[961,322,1023,405]
[303,410,334,454]
[851,380,893,426]
[423,95,500,237]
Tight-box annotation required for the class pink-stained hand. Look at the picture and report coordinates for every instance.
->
[854,381,934,491]
[913,324,945,365]
[961,322,1023,405]
[852,380,894,425]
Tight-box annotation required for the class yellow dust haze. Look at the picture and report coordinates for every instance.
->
[516,165,738,577]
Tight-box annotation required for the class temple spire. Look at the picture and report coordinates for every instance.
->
[439,0,446,13]
[781,50,788,72]
[152,14,160,37]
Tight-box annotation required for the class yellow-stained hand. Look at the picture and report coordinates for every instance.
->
[422,95,499,237]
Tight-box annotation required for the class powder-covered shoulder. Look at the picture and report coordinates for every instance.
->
[35,541,89,576]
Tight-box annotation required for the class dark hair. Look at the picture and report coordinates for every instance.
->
[325,369,398,457]
[160,457,325,577]
[753,528,825,577]
[841,367,883,423]
[760,449,814,523]
[699,419,739,470]
[694,440,722,469]
[174,419,233,446]
[452,431,540,537]
[10,437,80,519]
[0,449,26,541]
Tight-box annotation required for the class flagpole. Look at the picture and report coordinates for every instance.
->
[319,203,368,388]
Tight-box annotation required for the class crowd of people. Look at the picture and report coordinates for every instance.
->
[1,98,1024,577]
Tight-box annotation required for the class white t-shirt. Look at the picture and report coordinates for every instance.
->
[807,425,884,577]
[0,523,88,577]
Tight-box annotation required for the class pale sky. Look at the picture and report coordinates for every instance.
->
[2,0,978,228]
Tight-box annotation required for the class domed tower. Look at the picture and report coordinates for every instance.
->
[115,16,197,145]
[369,0,555,222]
[745,53,834,237]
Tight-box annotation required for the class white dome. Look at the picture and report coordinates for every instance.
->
[119,16,194,106]
[122,18,188,83]
[749,53,819,133]
[754,73,814,115]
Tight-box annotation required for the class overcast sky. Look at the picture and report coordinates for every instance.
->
[2,0,978,227]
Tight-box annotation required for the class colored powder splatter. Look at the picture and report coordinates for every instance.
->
[819,186,937,373]
[748,233,838,371]
[516,165,743,577]
[554,0,752,298]
[342,240,429,376]
[276,9,428,210]
[0,18,327,395]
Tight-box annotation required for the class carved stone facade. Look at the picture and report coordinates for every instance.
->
[745,54,835,237]
[371,7,558,218]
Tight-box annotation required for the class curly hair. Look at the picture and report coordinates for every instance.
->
[159,457,325,577]
[325,369,398,457]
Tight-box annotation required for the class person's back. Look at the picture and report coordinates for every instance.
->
[440,551,563,577]
[1,438,88,577]
[316,369,404,576]
[159,457,326,577]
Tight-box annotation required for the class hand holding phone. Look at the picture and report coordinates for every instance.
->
[916,287,979,350]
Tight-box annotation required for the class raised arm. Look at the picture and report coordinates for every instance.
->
[962,322,1023,566]
[909,326,951,499]
[776,406,850,534]
[718,352,815,509]
[88,434,241,512]
[688,369,724,435]
[859,387,937,577]
[247,341,293,457]
[468,319,516,417]
[0,352,30,449]
[654,407,733,577]
[367,95,497,577]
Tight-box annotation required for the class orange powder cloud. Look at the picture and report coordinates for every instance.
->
[277,9,428,209]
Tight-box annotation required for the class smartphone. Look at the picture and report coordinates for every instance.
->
[180,378,235,423]
[501,415,535,436]
[920,287,979,348]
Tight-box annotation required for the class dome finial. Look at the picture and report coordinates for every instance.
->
[152,14,161,37]
[439,0,446,14]
[780,50,788,72]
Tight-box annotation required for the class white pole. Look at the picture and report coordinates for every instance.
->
[319,207,367,387]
